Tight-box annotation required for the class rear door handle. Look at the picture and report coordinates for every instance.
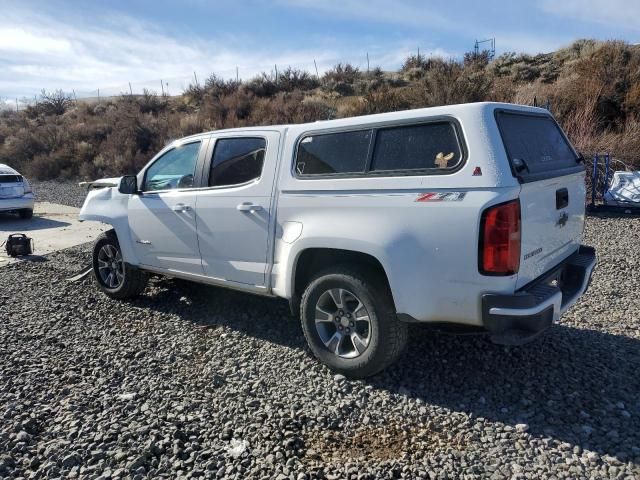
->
[237,202,263,212]
[172,203,191,212]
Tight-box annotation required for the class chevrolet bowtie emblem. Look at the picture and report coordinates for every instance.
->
[557,212,569,227]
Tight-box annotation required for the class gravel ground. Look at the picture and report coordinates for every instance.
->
[1,214,639,479]
[30,180,89,208]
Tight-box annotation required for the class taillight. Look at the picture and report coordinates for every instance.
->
[479,199,521,275]
[23,177,32,194]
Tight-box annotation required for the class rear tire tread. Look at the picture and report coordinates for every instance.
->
[300,264,408,378]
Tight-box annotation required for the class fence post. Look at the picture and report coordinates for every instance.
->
[591,153,598,207]
[602,153,610,199]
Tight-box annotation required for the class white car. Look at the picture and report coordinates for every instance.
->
[0,164,34,219]
[80,102,596,377]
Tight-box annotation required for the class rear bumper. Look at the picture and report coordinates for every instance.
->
[0,194,35,212]
[482,245,596,345]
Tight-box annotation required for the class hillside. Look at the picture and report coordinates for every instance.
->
[1,39,639,180]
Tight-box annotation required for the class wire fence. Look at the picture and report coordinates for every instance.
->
[0,46,458,111]
[0,73,204,111]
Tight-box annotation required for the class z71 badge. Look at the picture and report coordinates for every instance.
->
[415,192,467,202]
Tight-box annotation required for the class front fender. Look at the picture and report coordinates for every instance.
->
[79,186,139,265]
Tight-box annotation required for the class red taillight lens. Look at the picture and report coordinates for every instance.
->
[480,200,521,275]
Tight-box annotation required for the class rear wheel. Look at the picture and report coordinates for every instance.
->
[18,208,33,219]
[300,266,408,378]
[92,230,148,299]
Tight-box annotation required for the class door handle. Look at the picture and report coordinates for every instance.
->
[172,203,191,212]
[237,202,263,212]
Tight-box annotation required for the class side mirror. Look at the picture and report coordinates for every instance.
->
[118,175,138,194]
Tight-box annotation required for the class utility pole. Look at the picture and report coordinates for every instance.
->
[366,52,370,73]
[193,71,199,87]
[236,66,239,83]
[160,80,165,96]
[15,98,18,112]
[474,38,496,60]
[313,59,319,79]
[274,64,278,83]
[129,82,133,95]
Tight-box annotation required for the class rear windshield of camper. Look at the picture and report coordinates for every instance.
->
[496,111,580,181]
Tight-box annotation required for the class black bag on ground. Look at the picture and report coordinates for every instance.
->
[4,234,33,257]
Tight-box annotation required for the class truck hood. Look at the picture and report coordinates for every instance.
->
[79,177,121,190]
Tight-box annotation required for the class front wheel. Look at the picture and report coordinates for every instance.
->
[92,230,148,299]
[300,266,408,378]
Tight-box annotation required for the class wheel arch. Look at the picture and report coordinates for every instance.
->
[289,247,395,315]
[80,187,139,265]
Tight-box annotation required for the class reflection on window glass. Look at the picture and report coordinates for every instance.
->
[210,137,266,187]
[371,123,461,172]
[296,130,371,175]
[496,112,577,177]
[144,142,201,191]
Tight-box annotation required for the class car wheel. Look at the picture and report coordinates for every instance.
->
[92,230,148,299]
[300,265,408,378]
[19,208,33,219]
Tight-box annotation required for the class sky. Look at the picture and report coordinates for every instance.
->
[0,0,639,104]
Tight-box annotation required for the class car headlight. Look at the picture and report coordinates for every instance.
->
[23,177,32,194]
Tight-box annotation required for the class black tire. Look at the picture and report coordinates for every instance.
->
[300,265,408,378]
[19,208,33,219]
[92,230,148,299]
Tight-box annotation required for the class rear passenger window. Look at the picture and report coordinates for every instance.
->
[371,123,462,172]
[296,130,372,175]
[209,137,266,187]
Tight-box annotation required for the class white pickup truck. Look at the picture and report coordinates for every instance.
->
[80,102,596,378]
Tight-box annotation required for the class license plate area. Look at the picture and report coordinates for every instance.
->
[0,185,22,198]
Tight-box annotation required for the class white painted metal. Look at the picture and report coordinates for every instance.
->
[516,171,585,289]
[195,131,281,286]
[79,102,591,328]
[0,163,35,212]
[128,190,202,273]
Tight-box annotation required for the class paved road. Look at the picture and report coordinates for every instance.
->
[0,202,107,266]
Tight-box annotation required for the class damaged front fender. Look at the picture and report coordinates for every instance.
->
[79,180,139,266]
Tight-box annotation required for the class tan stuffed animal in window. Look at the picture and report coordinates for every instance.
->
[435,152,455,168]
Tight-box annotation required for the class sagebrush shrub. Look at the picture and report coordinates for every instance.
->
[1,39,639,180]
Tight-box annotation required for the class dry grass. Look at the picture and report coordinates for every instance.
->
[1,39,639,180]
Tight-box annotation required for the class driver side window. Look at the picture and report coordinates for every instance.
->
[143,141,201,192]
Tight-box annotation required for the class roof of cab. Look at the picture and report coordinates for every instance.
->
[177,102,550,143]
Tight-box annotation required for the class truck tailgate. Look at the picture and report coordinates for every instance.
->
[516,171,585,288]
